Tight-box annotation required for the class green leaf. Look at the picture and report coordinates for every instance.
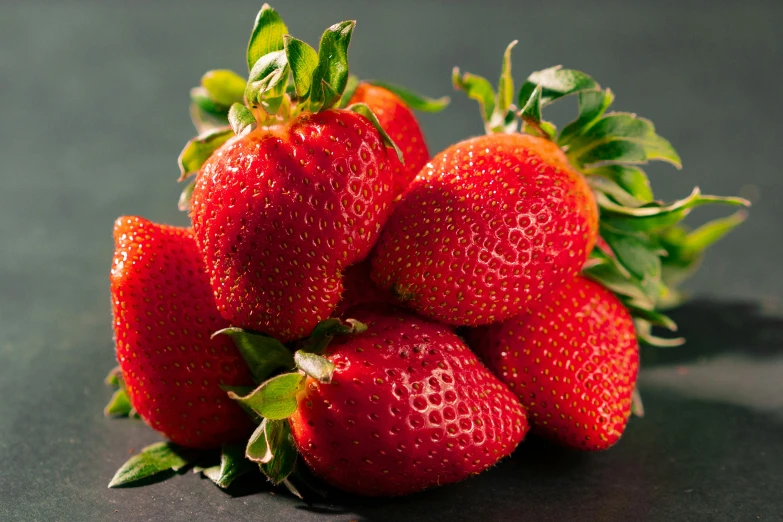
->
[678,210,748,260]
[601,228,662,284]
[227,373,305,420]
[583,263,656,310]
[294,351,335,384]
[259,420,297,484]
[213,327,294,384]
[299,317,365,354]
[284,36,319,100]
[634,319,685,348]
[452,67,495,125]
[339,74,360,108]
[245,50,289,110]
[631,388,645,418]
[228,103,257,136]
[566,112,682,169]
[105,366,122,388]
[108,442,195,488]
[201,70,246,108]
[346,103,404,163]
[519,83,543,124]
[496,40,517,119]
[558,88,615,146]
[599,188,750,233]
[586,164,653,203]
[246,420,274,464]
[365,80,450,112]
[310,20,355,110]
[625,304,677,331]
[200,444,253,489]
[104,389,132,417]
[587,175,645,208]
[191,86,228,115]
[190,102,230,134]
[178,181,196,212]
[177,127,232,181]
[518,66,599,108]
[246,3,288,72]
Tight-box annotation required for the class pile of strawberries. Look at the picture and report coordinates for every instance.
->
[104,5,749,497]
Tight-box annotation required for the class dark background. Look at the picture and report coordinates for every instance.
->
[1,1,781,520]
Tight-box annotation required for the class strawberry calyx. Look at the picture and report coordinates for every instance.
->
[454,44,750,345]
[177,4,449,211]
[215,317,366,493]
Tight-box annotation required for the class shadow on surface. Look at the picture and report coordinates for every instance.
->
[642,300,783,367]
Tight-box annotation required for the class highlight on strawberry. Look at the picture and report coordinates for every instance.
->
[102,3,749,500]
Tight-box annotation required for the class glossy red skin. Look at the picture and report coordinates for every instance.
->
[469,276,639,451]
[110,217,254,449]
[332,259,399,318]
[190,109,396,342]
[371,133,598,326]
[289,306,528,496]
[350,83,430,196]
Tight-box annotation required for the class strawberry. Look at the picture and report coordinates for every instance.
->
[371,43,748,331]
[348,82,437,196]
[332,259,398,318]
[469,276,639,450]
[228,306,528,496]
[184,14,409,342]
[110,216,255,449]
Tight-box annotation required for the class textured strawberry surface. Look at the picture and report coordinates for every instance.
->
[289,305,528,496]
[470,276,639,450]
[110,216,255,448]
[191,109,396,342]
[349,83,430,196]
[332,259,398,317]
[372,133,598,326]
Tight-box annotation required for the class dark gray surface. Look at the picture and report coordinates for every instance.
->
[1,1,782,520]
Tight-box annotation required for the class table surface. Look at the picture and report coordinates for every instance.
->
[1,1,782,520]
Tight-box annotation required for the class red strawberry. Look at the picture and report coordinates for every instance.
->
[287,306,528,496]
[469,276,639,450]
[186,19,403,343]
[332,259,398,318]
[349,83,430,196]
[371,132,598,326]
[110,216,255,449]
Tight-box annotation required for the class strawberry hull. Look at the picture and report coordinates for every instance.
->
[191,109,397,342]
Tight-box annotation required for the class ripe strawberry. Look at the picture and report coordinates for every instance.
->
[349,83,431,196]
[469,276,639,450]
[287,306,528,496]
[184,17,409,343]
[332,259,398,318]
[110,216,255,449]
[371,131,598,326]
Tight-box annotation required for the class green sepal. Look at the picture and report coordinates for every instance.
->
[213,327,295,384]
[227,372,305,420]
[200,70,246,108]
[600,227,663,284]
[246,419,297,484]
[558,88,615,146]
[584,261,656,310]
[452,67,495,125]
[108,442,196,488]
[346,103,404,163]
[245,49,289,111]
[191,86,227,115]
[177,127,232,181]
[599,188,750,233]
[228,103,257,136]
[246,3,288,73]
[339,74,360,108]
[195,444,254,489]
[190,102,229,134]
[366,80,450,112]
[635,319,685,348]
[283,35,319,100]
[104,389,133,417]
[566,112,682,170]
[587,175,645,208]
[518,66,599,109]
[586,164,653,203]
[294,351,335,384]
[518,84,554,138]
[178,181,195,212]
[105,366,122,388]
[298,317,367,354]
[309,20,355,111]
[624,304,677,331]
[631,388,645,418]
[495,40,517,122]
